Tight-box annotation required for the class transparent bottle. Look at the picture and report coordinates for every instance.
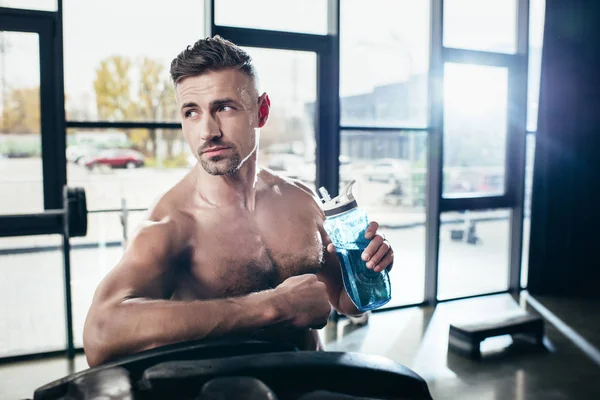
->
[319,180,392,312]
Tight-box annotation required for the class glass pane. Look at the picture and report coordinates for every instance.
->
[444,0,518,54]
[340,0,430,128]
[521,134,536,288]
[67,128,191,210]
[527,0,546,131]
[437,209,510,300]
[246,48,318,192]
[340,130,427,306]
[215,0,328,35]
[63,0,204,122]
[0,235,66,357]
[0,0,56,11]
[0,31,43,214]
[443,63,508,197]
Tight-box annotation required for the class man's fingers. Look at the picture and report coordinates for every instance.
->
[373,249,394,273]
[327,243,336,253]
[362,234,384,262]
[364,221,380,239]
[366,239,391,269]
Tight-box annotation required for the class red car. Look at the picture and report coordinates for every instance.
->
[84,149,145,170]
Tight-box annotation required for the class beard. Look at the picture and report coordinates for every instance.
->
[200,152,241,175]
[197,140,242,176]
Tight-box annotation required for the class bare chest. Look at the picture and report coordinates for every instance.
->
[175,208,324,299]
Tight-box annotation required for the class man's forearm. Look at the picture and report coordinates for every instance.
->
[84,289,282,366]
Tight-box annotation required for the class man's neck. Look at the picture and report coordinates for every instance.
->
[194,158,260,211]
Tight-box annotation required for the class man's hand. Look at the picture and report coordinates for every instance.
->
[273,274,332,329]
[326,221,394,273]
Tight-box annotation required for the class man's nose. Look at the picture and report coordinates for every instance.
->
[199,114,222,141]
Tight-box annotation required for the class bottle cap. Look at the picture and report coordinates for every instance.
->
[318,180,359,217]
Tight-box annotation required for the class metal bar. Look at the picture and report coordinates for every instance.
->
[327,0,339,36]
[372,301,429,314]
[0,347,85,365]
[0,241,124,256]
[0,213,63,237]
[316,42,340,196]
[440,195,512,212]
[88,208,147,214]
[56,0,75,360]
[340,126,429,132]
[62,186,75,359]
[424,0,444,305]
[442,47,521,68]
[213,26,330,53]
[508,0,531,291]
[0,6,56,21]
[437,289,511,303]
[53,0,67,208]
[39,16,64,210]
[66,121,180,130]
[120,198,129,247]
[205,0,215,37]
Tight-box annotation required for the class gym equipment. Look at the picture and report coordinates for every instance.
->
[448,313,545,359]
[33,337,433,400]
[0,185,88,238]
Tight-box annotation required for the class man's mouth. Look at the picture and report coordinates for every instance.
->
[202,146,230,156]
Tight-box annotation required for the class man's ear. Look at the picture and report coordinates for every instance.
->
[257,93,270,128]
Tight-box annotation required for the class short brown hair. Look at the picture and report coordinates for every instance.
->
[170,35,257,85]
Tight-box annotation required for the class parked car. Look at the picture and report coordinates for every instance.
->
[84,149,145,170]
[287,155,353,185]
[66,144,97,164]
[364,158,411,183]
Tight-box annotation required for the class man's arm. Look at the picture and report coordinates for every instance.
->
[83,216,330,367]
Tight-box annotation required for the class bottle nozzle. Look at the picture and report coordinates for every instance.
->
[318,187,331,203]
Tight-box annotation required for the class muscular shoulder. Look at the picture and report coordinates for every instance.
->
[258,168,325,216]
[129,171,196,253]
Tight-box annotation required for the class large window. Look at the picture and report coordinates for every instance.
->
[215,0,328,35]
[63,0,204,122]
[341,130,428,306]
[437,209,511,300]
[443,63,509,197]
[0,31,43,214]
[66,128,191,210]
[340,0,430,128]
[62,0,207,209]
[340,0,430,307]
[244,48,318,191]
[443,0,518,54]
[0,235,66,357]
[0,0,547,361]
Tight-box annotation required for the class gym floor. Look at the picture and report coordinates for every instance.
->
[1,293,599,400]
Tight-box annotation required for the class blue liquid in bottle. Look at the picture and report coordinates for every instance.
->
[320,182,391,312]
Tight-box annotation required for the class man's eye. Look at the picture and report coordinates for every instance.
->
[185,110,199,118]
[219,106,234,112]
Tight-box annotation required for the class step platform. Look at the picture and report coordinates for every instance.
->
[448,313,545,360]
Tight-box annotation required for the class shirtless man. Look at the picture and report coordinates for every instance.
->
[83,36,394,367]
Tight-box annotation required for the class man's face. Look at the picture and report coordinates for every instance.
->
[176,68,269,176]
